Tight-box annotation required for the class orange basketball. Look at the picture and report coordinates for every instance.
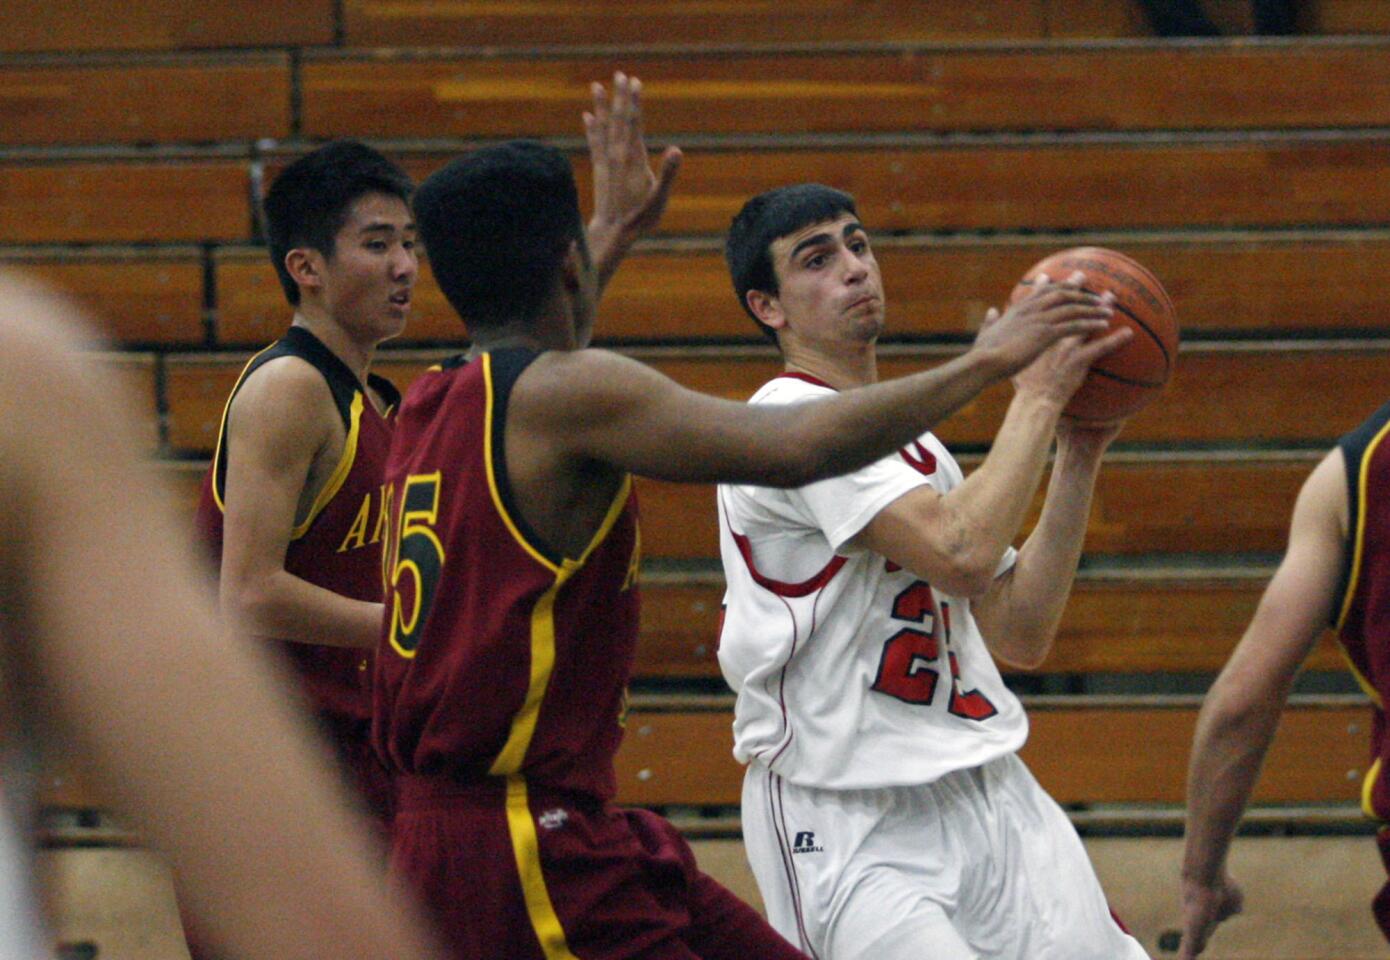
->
[1010,247,1179,422]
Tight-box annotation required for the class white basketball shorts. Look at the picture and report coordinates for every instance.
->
[741,753,1150,959]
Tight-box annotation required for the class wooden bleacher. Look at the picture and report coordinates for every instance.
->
[156,345,1390,452]
[13,4,1390,954]
[207,233,1390,344]
[612,696,1371,813]
[300,42,1390,139]
[0,54,291,146]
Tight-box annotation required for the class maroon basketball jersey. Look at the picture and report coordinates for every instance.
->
[373,347,641,801]
[194,325,399,730]
[1335,399,1390,819]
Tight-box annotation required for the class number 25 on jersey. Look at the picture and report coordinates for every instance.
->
[871,579,997,720]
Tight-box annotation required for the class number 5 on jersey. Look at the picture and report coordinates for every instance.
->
[386,472,444,658]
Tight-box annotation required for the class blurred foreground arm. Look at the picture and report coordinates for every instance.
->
[0,276,441,960]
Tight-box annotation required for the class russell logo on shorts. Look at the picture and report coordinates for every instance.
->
[538,808,569,831]
[791,831,824,854]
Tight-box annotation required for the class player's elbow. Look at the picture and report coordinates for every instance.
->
[219,574,277,632]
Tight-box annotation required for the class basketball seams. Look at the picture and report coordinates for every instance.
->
[1011,277,1172,376]
[1011,246,1178,420]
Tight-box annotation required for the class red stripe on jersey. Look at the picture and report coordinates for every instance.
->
[730,529,845,598]
[776,371,835,391]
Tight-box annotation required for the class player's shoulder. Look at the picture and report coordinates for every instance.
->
[750,373,836,406]
[226,354,340,445]
[513,347,663,414]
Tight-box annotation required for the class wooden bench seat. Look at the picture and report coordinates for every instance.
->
[302,41,1390,140]
[215,232,1390,346]
[380,136,1390,237]
[613,696,1371,808]
[0,0,332,53]
[339,0,1390,48]
[641,345,1390,447]
[3,254,205,345]
[635,569,1354,678]
[634,452,1314,561]
[0,158,250,243]
[0,55,291,146]
[340,0,1049,48]
[162,345,1390,452]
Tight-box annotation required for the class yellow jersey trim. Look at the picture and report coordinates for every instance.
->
[209,342,280,513]
[1363,756,1384,821]
[291,391,363,541]
[486,478,634,778]
[1334,417,1390,709]
[481,348,635,775]
[504,777,580,960]
[1335,417,1390,630]
[483,353,562,575]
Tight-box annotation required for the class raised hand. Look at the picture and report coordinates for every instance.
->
[971,271,1116,381]
[1178,874,1244,959]
[584,71,683,287]
[1008,272,1130,408]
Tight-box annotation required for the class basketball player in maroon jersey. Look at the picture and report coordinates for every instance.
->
[194,76,681,835]
[1180,401,1390,956]
[373,130,1114,955]
[193,140,417,830]
[0,273,443,960]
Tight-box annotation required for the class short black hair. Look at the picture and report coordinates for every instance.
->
[263,141,415,306]
[412,140,585,332]
[725,184,859,342]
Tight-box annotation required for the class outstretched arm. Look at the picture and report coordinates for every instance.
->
[0,278,440,960]
[1177,448,1348,959]
[515,276,1115,488]
[583,72,682,302]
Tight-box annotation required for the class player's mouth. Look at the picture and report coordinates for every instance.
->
[389,291,412,310]
[845,294,880,312]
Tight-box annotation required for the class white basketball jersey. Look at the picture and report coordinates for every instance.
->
[717,374,1028,790]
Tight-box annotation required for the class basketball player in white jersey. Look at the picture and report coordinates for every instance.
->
[0,273,442,960]
[717,185,1150,959]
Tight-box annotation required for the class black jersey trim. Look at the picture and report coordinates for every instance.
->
[1334,398,1390,629]
[486,347,564,569]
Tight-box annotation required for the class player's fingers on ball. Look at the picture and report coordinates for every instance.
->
[1085,326,1132,358]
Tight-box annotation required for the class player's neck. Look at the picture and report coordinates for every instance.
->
[290,311,374,385]
[779,339,878,390]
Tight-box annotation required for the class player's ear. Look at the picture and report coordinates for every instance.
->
[284,248,322,293]
[745,289,787,331]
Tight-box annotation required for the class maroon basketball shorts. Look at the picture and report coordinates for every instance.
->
[390,774,807,960]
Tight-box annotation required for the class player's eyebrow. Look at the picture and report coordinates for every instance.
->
[788,221,866,261]
[358,220,415,235]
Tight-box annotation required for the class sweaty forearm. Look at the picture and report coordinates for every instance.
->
[225,571,382,648]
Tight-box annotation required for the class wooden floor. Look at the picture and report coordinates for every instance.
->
[692,835,1389,959]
